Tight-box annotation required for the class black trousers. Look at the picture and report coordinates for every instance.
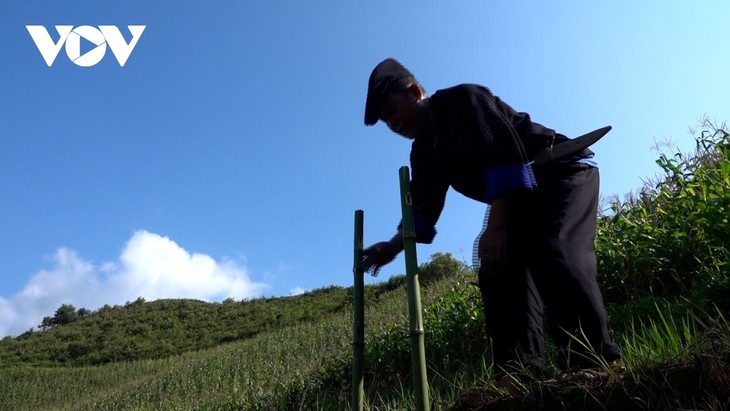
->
[478,164,620,376]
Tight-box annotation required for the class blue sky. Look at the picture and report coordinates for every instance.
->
[1,1,728,336]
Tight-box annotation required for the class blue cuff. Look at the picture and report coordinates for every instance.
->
[397,213,437,244]
[485,163,537,201]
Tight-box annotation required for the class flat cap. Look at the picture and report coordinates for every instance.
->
[364,58,416,125]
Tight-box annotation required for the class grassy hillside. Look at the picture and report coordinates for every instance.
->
[0,283,395,366]
[0,122,728,410]
[0,263,479,410]
[1,268,727,410]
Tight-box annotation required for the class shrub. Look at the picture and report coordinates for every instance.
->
[597,120,729,315]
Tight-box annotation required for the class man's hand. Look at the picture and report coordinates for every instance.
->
[479,225,508,267]
[478,197,512,268]
[363,231,404,276]
[363,242,399,276]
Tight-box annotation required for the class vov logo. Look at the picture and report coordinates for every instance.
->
[26,25,146,67]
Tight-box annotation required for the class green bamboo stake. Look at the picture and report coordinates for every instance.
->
[399,166,430,411]
[352,209,365,411]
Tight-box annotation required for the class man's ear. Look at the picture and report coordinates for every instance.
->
[408,83,426,100]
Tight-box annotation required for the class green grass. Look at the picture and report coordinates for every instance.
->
[0,310,351,410]
[1,273,727,410]
[0,266,483,410]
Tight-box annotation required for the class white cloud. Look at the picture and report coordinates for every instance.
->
[289,286,308,296]
[0,230,268,337]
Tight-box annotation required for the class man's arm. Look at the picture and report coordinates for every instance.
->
[362,141,447,276]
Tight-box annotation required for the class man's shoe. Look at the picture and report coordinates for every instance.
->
[555,361,626,387]
[495,375,523,396]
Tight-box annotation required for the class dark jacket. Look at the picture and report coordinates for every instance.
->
[404,84,592,243]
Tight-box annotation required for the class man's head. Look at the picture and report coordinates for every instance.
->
[364,58,431,139]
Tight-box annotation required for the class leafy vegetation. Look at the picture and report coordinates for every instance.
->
[0,122,728,410]
[596,120,730,329]
[0,285,364,366]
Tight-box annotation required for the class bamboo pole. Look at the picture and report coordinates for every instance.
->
[352,209,365,411]
[399,166,430,411]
